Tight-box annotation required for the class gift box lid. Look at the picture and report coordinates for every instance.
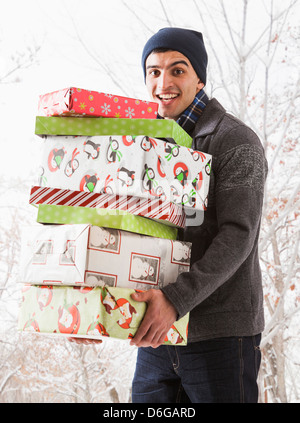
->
[35,116,192,148]
[36,204,178,240]
[29,186,186,228]
[38,87,159,119]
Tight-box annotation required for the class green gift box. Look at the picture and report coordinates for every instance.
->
[18,284,189,345]
[36,204,178,240]
[35,116,192,148]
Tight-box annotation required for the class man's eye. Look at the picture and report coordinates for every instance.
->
[174,69,184,75]
[149,70,160,76]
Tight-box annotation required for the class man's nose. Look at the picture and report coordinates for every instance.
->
[157,71,173,90]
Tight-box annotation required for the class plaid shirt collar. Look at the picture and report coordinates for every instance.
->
[157,89,209,136]
[176,89,209,135]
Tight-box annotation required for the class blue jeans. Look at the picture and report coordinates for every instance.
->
[132,335,261,403]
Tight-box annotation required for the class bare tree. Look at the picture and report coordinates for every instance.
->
[0,0,299,403]
[193,0,300,402]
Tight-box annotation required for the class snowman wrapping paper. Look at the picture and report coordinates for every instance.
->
[18,284,189,345]
[37,134,212,211]
[19,224,191,290]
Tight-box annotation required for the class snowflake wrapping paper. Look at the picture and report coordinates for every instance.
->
[38,87,158,119]
[37,134,211,211]
[36,204,178,240]
[18,284,189,345]
[35,116,192,148]
[19,224,191,289]
[29,185,186,228]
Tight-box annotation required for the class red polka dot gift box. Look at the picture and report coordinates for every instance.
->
[38,87,158,119]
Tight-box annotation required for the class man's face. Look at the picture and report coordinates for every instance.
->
[145,50,204,120]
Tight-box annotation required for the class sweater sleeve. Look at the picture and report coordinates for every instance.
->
[162,128,268,319]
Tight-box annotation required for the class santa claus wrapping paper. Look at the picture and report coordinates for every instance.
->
[18,284,189,345]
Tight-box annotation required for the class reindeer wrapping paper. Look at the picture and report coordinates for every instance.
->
[36,134,211,211]
[19,224,191,289]
[17,284,189,345]
[38,87,159,119]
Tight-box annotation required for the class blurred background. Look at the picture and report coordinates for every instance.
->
[0,0,299,403]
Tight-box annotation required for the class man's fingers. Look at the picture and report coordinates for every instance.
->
[130,289,178,348]
[130,313,153,346]
[131,290,150,303]
[130,312,168,348]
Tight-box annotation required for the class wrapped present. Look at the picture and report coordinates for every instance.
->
[35,116,192,147]
[36,204,178,239]
[37,134,211,210]
[38,87,158,119]
[18,284,189,345]
[29,186,186,228]
[19,224,191,288]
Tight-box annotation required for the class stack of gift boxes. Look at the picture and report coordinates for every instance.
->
[18,87,212,346]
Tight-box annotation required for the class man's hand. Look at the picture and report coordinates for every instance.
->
[130,289,177,348]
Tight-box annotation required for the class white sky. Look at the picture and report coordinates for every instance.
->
[0,0,299,178]
[0,1,147,178]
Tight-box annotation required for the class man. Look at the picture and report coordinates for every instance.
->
[130,27,268,403]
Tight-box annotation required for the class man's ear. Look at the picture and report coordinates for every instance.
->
[197,79,205,92]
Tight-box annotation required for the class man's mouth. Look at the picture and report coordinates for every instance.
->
[156,93,179,102]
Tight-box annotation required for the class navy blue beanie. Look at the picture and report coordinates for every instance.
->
[142,27,208,85]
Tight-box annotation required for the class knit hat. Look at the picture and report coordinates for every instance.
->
[142,27,208,85]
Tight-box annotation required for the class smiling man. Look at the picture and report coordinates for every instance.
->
[130,27,268,403]
[145,50,204,120]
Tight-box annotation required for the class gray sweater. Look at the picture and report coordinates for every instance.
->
[162,98,268,342]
